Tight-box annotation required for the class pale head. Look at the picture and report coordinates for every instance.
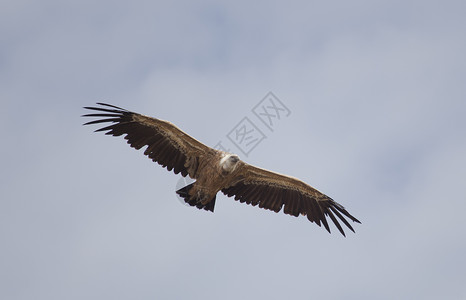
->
[220,153,240,173]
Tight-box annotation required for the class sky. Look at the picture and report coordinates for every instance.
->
[1,0,466,299]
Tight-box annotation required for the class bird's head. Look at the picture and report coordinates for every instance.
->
[220,154,240,173]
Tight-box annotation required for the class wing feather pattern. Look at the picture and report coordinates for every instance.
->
[82,103,212,178]
[222,164,361,236]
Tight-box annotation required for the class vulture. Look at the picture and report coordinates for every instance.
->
[83,103,361,236]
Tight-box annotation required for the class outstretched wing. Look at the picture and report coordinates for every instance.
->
[82,103,214,178]
[222,163,361,236]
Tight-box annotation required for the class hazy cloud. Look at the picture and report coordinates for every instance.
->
[1,0,465,299]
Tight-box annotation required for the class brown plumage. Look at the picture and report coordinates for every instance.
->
[83,103,361,236]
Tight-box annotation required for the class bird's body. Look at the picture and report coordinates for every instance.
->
[178,151,239,211]
[83,103,361,236]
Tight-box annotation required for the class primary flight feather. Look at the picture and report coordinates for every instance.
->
[83,103,361,236]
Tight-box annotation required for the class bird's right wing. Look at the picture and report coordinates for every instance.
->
[82,103,214,178]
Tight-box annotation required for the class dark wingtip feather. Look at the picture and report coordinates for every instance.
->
[321,215,331,234]
[95,102,126,110]
[83,103,130,115]
[327,210,346,237]
[329,206,355,233]
[333,203,362,225]
[82,113,121,118]
[82,118,120,126]
[93,124,117,132]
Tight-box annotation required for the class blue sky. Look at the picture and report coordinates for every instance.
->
[1,1,466,299]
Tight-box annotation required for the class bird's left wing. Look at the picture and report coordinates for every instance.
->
[222,163,361,236]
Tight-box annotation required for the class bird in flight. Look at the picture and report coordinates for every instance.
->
[83,103,361,236]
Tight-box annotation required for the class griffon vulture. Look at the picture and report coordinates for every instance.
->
[83,103,361,236]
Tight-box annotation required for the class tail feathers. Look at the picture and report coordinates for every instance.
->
[176,183,216,212]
